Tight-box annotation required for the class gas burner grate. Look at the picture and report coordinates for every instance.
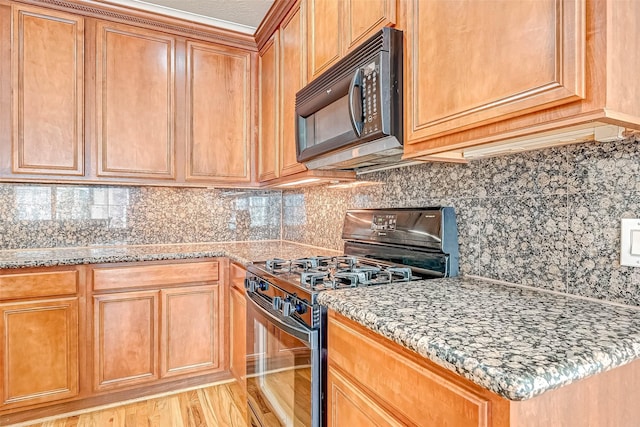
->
[265,258,291,273]
[262,255,419,291]
[301,271,330,287]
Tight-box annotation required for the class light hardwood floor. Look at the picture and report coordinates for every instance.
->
[20,382,248,427]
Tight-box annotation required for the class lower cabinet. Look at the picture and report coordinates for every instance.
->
[327,310,640,427]
[327,310,500,427]
[90,259,225,393]
[229,262,247,384]
[0,297,79,409]
[0,267,80,412]
[327,368,403,427]
[93,290,159,390]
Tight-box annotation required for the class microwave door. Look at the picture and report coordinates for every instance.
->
[296,73,363,163]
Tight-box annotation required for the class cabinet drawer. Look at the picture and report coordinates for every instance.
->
[93,261,218,291]
[0,270,78,301]
[328,312,491,427]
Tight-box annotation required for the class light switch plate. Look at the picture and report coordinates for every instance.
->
[621,219,640,267]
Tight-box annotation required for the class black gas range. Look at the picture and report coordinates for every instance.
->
[245,207,459,427]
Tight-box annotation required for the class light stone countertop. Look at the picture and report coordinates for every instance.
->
[317,276,640,401]
[0,240,341,269]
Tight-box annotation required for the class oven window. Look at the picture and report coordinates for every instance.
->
[247,303,315,427]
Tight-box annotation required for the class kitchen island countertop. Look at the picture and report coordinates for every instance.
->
[317,276,640,401]
[0,240,341,269]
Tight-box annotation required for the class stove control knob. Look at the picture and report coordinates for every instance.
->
[294,301,307,315]
[282,300,293,317]
[273,296,282,311]
[259,280,269,291]
[246,278,258,292]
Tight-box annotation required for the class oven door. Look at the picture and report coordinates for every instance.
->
[246,291,320,427]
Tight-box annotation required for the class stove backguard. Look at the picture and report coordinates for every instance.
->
[342,207,459,277]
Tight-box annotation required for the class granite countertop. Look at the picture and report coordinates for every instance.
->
[317,276,640,401]
[0,240,341,269]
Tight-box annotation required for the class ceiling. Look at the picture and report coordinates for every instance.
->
[104,0,275,34]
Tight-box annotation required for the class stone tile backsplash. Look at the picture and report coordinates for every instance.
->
[283,136,640,307]
[0,185,281,249]
[2,136,639,306]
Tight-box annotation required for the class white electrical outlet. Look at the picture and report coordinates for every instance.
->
[621,219,640,267]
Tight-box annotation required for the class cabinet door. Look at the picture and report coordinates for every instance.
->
[95,21,175,179]
[229,263,247,384]
[342,0,396,54]
[230,286,246,384]
[186,41,252,183]
[405,0,585,144]
[279,3,307,177]
[258,34,279,182]
[160,285,220,377]
[0,298,78,409]
[93,290,159,390]
[327,367,403,427]
[12,5,84,176]
[307,0,341,81]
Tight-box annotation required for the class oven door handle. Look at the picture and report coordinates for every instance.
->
[246,291,318,349]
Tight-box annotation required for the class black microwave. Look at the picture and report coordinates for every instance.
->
[295,28,403,170]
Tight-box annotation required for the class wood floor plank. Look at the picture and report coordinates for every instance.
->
[21,383,247,427]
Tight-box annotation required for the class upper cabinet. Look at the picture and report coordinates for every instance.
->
[307,0,396,81]
[279,3,308,177]
[0,0,257,187]
[95,21,175,179]
[10,4,84,176]
[405,0,585,145]
[258,33,280,182]
[403,0,640,159]
[185,41,252,183]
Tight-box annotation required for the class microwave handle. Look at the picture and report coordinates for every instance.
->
[348,68,363,137]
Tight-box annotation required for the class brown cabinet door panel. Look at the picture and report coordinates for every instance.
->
[160,285,220,377]
[93,291,159,390]
[327,367,403,427]
[186,41,251,182]
[258,34,279,182]
[229,286,246,384]
[342,0,396,53]
[12,5,84,176]
[279,5,307,177]
[307,0,341,81]
[95,22,175,179]
[0,298,79,409]
[406,0,586,143]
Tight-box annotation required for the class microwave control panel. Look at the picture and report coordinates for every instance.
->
[361,61,382,136]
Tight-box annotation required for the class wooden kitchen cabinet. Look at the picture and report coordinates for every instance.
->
[8,4,84,176]
[0,268,80,411]
[229,263,247,384]
[328,368,403,427]
[307,0,396,81]
[279,2,308,177]
[327,310,502,427]
[185,41,253,183]
[161,285,220,377]
[328,310,640,427]
[404,0,585,146]
[93,290,159,390]
[403,0,640,159]
[95,21,176,179]
[258,32,280,182]
[91,259,225,392]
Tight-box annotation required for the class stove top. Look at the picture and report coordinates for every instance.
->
[251,255,416,292]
